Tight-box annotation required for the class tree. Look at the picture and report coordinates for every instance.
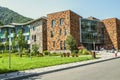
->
[32,44,39,56]
[66,35,77,53]
[17,29,27,57]
[0,21,3,26]
[11,31,17,52]
[4,29,9,51]
[0,38,3,51]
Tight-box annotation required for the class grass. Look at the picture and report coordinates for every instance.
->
[0,53,93,74]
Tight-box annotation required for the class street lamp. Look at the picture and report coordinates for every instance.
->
[93,41,95,52]
[9,37,11,69]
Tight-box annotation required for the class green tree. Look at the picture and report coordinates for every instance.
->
[0,21,3,26]
[17,29,27,57]
[0,38,3,51]
[4,29,9,51]
[32,44,39,56]
[11,31,17,52]
[66,35,77,53]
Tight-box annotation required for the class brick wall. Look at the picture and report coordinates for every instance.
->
[47,10,81,51]
[102,18,118,50]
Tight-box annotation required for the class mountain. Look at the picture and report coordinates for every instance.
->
[0,6,32,25]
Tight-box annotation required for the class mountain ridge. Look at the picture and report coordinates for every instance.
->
[0,6,32,25]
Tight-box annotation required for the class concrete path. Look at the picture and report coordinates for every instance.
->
[0,51,120,80]
[23,57,120,80]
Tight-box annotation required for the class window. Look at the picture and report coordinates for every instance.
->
[34,35,36,42]
[33,26,36,31]
[60,41,62,50]
[32,35,36,42]
[53,41,56,48]
[50,31,54,38]
[60,18,64,26]
[64,41,66,50]
[59,29,62,36]
[25,35,29,40]
[65,29,68,36]
[51,20,55,27]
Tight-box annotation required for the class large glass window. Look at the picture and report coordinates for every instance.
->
[51,20,55,27]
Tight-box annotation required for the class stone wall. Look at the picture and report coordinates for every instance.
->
[70,11,81,47]
[30,18,47,53]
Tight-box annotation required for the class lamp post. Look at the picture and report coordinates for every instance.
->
[93,41,95,52]
[30,41,32,60]
[9,37,11,69]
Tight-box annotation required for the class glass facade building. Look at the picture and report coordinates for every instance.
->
[80,18,104,50]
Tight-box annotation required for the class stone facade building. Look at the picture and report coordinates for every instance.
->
[30,17,47,53]
[47,10,82,51]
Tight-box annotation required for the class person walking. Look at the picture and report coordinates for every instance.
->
[114,50,118,58]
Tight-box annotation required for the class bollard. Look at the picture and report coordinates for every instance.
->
[92,51,96,59]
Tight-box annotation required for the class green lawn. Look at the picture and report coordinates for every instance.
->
[0,53,93,74]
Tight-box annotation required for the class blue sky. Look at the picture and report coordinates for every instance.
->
[0,0,120,19]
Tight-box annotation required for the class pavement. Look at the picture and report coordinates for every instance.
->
[0,51,120,80]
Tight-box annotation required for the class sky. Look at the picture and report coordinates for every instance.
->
[0,0,120,20]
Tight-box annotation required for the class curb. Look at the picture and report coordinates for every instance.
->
[2,56,120,80]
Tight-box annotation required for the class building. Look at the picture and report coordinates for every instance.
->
[0,10,120,52]
[0,17,47,53]
[47,10,82,51]
[30,17,47,53]
[80,17,104,50]
[103,18,120,50]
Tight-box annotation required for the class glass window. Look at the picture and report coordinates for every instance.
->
[59,29,62,36]
[65,29,68,36]
[34,35,36,42]
[60,41,62,50]
[64,41,66,50]
[60,18,64,26]
[32,35,36,42]
[50,31,54,38]
[33,26,36,31]
[51,20,55,27]
[53,41,56,48]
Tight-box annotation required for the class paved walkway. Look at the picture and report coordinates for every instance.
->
[0,51,120,80]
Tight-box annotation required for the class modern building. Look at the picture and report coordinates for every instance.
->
[80,17,104,50]
[0,10,120,52]
[47,10,120,51]
[0,17,47,53]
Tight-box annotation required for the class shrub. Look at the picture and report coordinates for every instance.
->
[43,50,50,55]
[32,44,39,56]
[78,49,91,55]
[49,52,60,56]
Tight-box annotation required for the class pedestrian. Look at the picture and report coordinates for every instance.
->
[114,50,118,58]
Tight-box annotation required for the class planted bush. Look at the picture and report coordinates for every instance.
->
[43,50,50,55]
[50,52,60,56]
[78,49,91,55]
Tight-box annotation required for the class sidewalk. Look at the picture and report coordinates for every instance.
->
[0,52,120,80]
